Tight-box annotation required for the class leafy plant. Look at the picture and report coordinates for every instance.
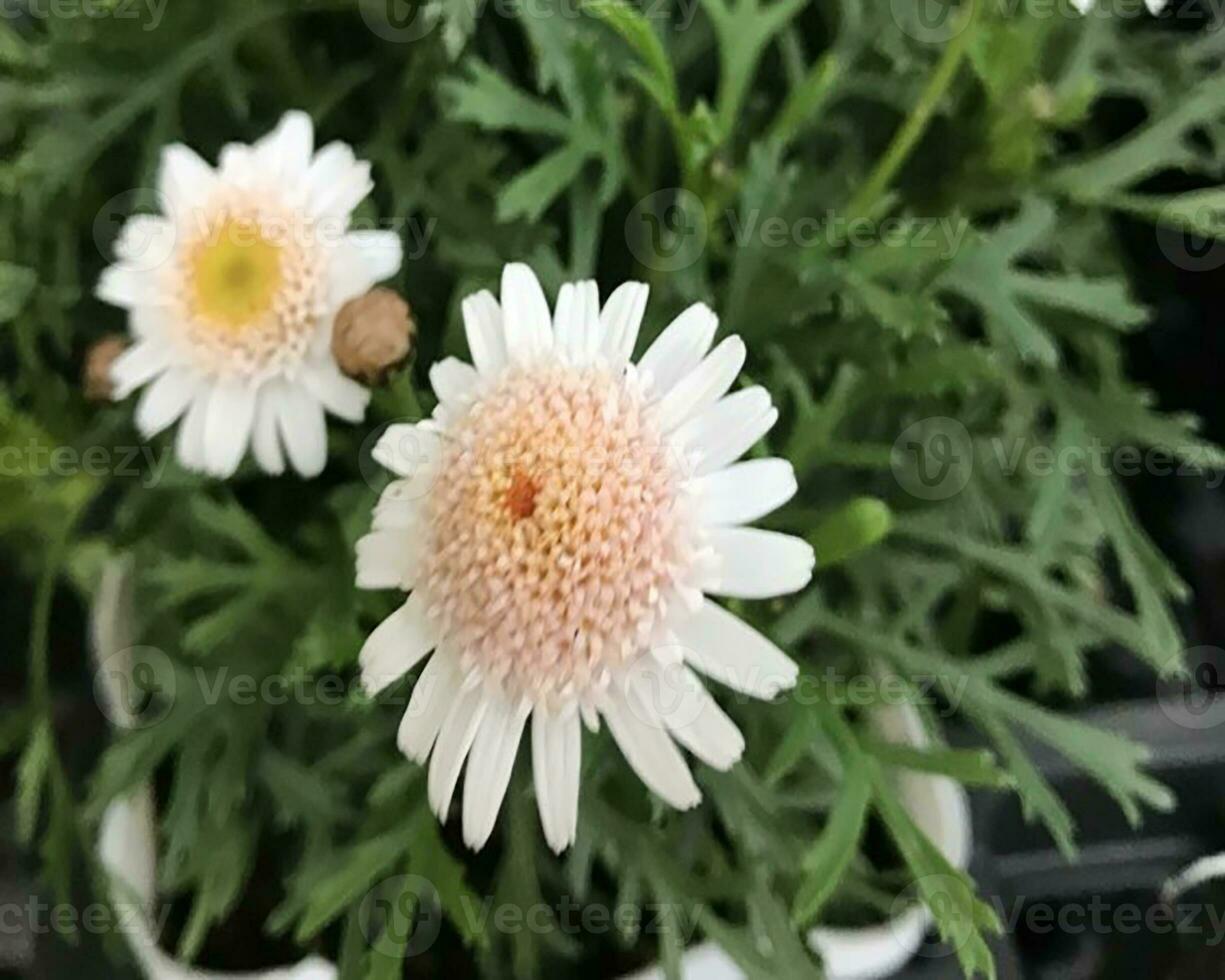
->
[3,0,1223,977]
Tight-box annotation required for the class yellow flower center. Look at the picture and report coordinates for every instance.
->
[190,219,284,330]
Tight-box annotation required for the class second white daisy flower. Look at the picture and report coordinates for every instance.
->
[98,111,403,478]
[358,263,814,852]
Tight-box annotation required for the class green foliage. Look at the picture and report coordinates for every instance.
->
[3,0,1224,977]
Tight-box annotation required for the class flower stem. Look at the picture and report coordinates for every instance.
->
[843,0,979,223]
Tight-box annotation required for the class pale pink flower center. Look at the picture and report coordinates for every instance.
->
[422,364,688,704]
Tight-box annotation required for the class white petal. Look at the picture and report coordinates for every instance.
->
[1145,0,1167,11]
[97,264,162,311]
[372,423,442,484]
[356,528,423,591]
[427,684,489,820]
[463,696,530,850]
[462,290,505,377]
[638,303,718,395]
[373,479,422,531]
[113,215,176,271]
[429,357,480,407]
[328,238,379,307]
[692,458,797,526]
[1070,0,1092,10]
[707,527,814,599]
[255,110,314,183]
[129,306,173,342]
[553,280,600,364]
[635,661,744,771]
[301,362,369,422]
[650,336,746,433]
[599,281,648,368]
[174,393,210,473]
[306,142,372,221]
[346,230,402,283]
[133,368,199,438]
[109,341,171,400]
[601,687,701,811]
[398,652,462,762]
[217,142,256,187]
[500,263,552,364]
[359,591,434,695]
[250,396,285,475]
[676,386,778,476]
[532,710,581,854]
[203,383,257,478]
[158,144,216,226]
[273,384,328,477]
[676,600,799,698]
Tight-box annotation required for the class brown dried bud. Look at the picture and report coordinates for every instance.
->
[332,288,416,385]
[83,334,128,402]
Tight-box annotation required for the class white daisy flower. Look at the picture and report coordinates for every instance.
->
[97,111,402,478]
[357,263,815,852]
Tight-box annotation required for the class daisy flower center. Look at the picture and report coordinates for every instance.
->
[190,219,285,330]
[169,203,328,380]
[422,364,689,704]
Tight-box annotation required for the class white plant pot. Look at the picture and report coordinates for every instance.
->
[92,559,338,980]
[621,691,973,980]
